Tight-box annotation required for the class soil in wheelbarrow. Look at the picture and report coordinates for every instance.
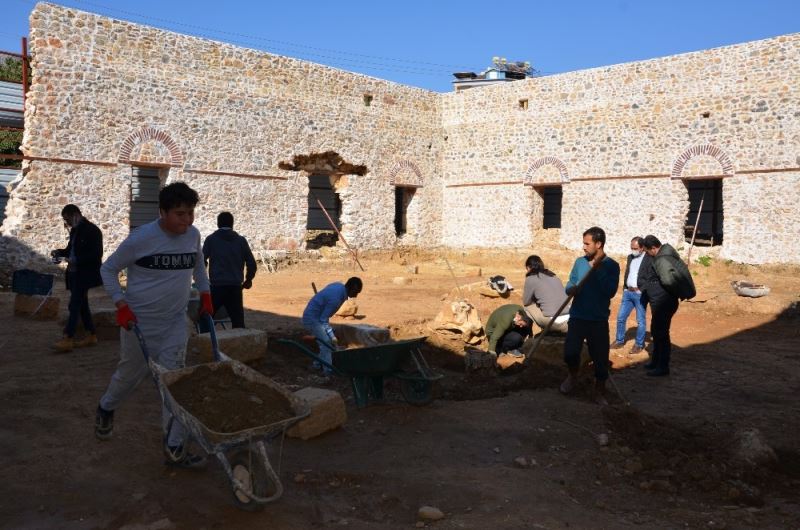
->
[168,364,295,433]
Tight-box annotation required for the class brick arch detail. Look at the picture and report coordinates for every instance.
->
[524,156,569,185]
[671,143,734,179]
[118,126,184,167]
[388,160,423,187]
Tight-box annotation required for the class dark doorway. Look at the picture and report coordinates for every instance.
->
[306,174,341,248]
[394,186,415,236]
[537,185,562,229]
[684,179,723,246]
[130,166,164,230]
[306,175,341,229]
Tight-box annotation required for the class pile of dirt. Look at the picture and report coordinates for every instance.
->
[168,364,295,433]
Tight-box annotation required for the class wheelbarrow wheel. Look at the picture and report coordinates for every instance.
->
[229,449,269,512]
[400,377,434,406]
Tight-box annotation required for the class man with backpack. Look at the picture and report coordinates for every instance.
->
[639,235,696,377]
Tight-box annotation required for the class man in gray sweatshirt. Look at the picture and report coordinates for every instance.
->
[202,212,257,328]
[95,182,212,468]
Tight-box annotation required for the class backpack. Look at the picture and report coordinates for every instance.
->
[488,275,513,294]
[673,258,696,300]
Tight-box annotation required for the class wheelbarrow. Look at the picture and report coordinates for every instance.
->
[132,315,309,511]
[277,336,443,407]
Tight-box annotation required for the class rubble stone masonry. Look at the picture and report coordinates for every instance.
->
[1,3,797,273]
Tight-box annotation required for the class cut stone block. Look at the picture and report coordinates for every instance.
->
[496,353,525,372]
[332,323,390,347]
[287,387,347,440]
[189,327,267,364]
[14,294,60,320]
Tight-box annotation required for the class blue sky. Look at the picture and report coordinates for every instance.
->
[2,0,798,92]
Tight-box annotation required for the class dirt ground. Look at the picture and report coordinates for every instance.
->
[2,245,800,529]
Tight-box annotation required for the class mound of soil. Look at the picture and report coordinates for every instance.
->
[168,364,295,433]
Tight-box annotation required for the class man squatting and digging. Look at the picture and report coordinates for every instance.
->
[94,182,214,468]
[560,226,620,404]
[302,277,363,375]
[484,303,534,357]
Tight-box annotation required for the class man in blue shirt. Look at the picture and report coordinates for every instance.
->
[302,277,363,374]
[560,226,620,404]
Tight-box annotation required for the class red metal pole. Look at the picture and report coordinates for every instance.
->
[21,37,28,110]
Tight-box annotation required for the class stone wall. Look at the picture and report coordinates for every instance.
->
[1,2,441,270]
[440,33,800,263]
[1,3,797,270]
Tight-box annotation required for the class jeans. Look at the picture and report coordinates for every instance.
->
[304,321,337,374]
[615,290,646,347]
[64,273,95,338]
[564,318,610,382]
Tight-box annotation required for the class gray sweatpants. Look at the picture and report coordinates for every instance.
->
[99,313,190,448]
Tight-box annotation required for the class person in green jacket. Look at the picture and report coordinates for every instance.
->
[639,235,695,376]
[485,304,533,357]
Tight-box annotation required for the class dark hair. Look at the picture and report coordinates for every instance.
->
[345,277,363,295]
[61,204,81,217]
[516,310,533,328]
[643,235,662,249]
[159,182,199,212]
[217,211,234,228]
[524,255,555,277]
[631,236,645,248]
[583,226,606,247]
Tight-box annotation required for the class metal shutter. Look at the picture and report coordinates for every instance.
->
[306,174,340,230]
[130,167,162,229]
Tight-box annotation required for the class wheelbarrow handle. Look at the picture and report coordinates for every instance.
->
[205,313,222,362]
[130,323,151,363]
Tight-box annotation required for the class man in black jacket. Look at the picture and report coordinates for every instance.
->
[51,204,103,352]
[638,235,680,376]
[202,212,257,328]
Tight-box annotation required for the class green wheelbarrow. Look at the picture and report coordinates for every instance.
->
[277,337,443,407]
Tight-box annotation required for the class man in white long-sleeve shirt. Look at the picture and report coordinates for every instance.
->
[95,182,213,468]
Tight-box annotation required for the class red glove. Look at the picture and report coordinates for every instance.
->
[116,304,137,329]
[199,292,214,317]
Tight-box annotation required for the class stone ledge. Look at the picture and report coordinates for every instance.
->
[287,387,347,440]
[14,294,60,321]
[188,327,267,364]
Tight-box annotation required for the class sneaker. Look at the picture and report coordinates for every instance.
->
[609,342,624,350]
[630,345,644,355]
[95,406,114,440]
[53,337,74,353]
[75,334,98,348]
[164,445,207,469]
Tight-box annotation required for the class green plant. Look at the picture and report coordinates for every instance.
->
[696,256,712,267]
[0,56,23,83]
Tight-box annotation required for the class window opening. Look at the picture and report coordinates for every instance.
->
[684,178,723,246]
